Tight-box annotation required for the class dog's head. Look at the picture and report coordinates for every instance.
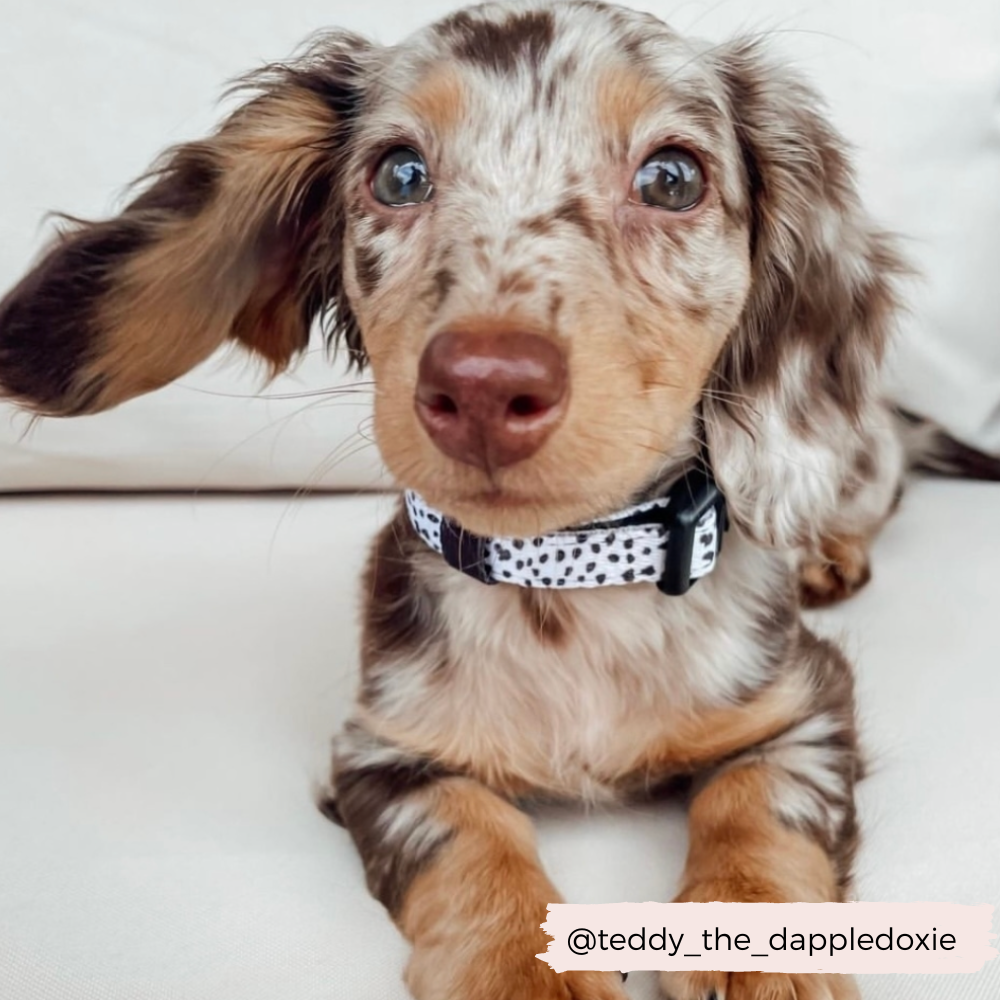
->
[0,1,901,539]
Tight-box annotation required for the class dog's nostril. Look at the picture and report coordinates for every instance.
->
[507,394,547,419]
[415,328,568,470]
[427,393,459,417]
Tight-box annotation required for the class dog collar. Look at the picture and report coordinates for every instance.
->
[405,469,728,596]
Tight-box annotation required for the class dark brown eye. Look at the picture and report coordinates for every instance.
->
[632,147,705,211]
[371,147,433,207]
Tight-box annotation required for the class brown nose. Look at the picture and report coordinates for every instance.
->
[415,329,568,470]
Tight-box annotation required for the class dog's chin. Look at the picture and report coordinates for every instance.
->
[407,482,645,539]
[388,422,696,538]
[439,494,580,539]
[397,446,689,538]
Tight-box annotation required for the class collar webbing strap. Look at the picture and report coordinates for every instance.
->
[405,469,728,595]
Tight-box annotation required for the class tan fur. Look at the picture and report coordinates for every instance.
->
[624,673,813,779]
[85,88,339,409]
[596,65,664,142]
[405,65,468,136]
[400,779,628,1000]
[366,277,739,539]
[662,765,859,1000]
[800,534,873,608]
[362,669,810,800]
[358,535,800,801]
[681,764,839,903]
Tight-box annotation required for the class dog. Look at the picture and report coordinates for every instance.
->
[2,2,996,998]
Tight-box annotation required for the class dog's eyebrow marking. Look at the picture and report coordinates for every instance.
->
[438,9,555,75]
[596,65,663,137]
[404,66,466,135]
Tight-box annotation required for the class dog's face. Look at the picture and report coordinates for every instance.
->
[0,0,899,544]
[343,4,752,535]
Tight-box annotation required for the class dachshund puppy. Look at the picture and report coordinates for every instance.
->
[0,2,918,997]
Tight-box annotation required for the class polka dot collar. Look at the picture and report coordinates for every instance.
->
[404,470,728,596]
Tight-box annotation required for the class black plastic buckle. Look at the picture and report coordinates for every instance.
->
[656,469,729,596]
[439,518,496,585]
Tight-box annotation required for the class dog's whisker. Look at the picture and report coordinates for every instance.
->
[177,383,375,402]
[265,430,380,567]
[191,394,353,495]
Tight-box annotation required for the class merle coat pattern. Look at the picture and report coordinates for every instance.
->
[0,3,925,998]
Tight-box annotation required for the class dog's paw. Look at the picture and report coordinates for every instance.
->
[660,970,860,1000]
[406,946,629,1000]
[799,534,872,608]
[561,970,633,1000]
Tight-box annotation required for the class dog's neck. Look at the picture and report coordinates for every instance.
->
[404,461,728,597]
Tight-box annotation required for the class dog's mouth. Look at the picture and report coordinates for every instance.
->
[408,463,680,540]
[426,485,582,536]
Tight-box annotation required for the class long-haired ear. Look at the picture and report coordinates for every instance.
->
[0,32,374,416]
[703,40,908,548]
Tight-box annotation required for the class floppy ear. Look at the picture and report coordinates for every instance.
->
[702,40,908,548]
[0,32,373,417]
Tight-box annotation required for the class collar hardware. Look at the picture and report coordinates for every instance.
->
[654,468,729,596]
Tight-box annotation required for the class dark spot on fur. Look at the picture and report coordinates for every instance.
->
[441,10,555,75]
[621,33,647,60]
[432,267,456,309]
[360,511,439,675]
[0,221,149,414]
[497,271,536,296]
[131,150,221,217]
[523,215,554,237]
[353,244,383,298]
[553,196,599,242]
[548,292,564,329]
[543,75,559,110]
[519,589,571,645]
[855,446,877,482]
[332,727,454,915]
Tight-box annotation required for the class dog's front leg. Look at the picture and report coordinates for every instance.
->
[332,723,629,1000]
[661,637,862,1000]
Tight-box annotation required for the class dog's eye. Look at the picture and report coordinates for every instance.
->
[632,148,704,211]
[371,147,433,207]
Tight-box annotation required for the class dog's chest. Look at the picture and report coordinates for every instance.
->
[364,548,780,801]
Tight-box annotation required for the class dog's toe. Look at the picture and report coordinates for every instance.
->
[659,970,726,1000]
[799,534,872,608]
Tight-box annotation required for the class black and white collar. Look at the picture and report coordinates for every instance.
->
[405,469,728,596]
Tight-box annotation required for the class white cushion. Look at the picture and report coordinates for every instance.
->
[0,348,389,491]
[0,481,997,999]
[1,0,998,490]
